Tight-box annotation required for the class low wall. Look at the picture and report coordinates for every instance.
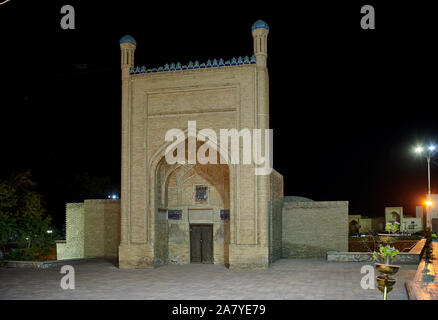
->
[0,258,96,269]
[282,201,348,258]
[57,200,121,260]
[405,240,438,300]
[349,239,420,252]
[84,199,121,259]
[56,203,84,260]
[327,239,426,264]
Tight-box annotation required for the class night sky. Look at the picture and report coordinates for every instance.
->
[1,1,437,227]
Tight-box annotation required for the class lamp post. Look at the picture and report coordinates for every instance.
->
[414,145,437,231]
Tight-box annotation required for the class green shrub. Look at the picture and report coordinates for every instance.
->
[373,245,399,263]
[0,172,54,261]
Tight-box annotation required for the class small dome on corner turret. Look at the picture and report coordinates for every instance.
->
[120,35,137,46]
[251,20,269,31]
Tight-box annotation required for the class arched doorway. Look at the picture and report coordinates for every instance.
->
[151,138,231,266]
[391,211,400,224]
[349,220,359,235]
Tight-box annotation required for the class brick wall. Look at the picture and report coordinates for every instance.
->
[282,201,348,258]
[84,199,121,259]
[84,200,105,257]
[269,169,283,263]
[121,62,272,269]
[57,200,120,260]
[103,200,121,258]
[56,203,84,260]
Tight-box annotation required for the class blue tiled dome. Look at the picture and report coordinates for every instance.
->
[120,35,137,46]
[252,20,269,31]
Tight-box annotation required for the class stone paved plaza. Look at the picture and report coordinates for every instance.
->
[0,259,417,300]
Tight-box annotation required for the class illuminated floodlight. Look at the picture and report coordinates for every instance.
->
[47,230,53,234]
[426,200,432,206]
[428,145,436,151]
[110,194,118,199]
[415,146,424,153]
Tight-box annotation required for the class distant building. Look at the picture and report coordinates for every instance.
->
[430,194,438,218]
[348,215,385,234]
[362,217,385,233]
[348,215,361,234]
[385,207,403,225]
[384,206,423,233]
[424,194,438,231]
[401,216,423,233]
[416,206,423,219]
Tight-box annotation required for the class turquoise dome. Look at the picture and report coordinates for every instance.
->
[252,20,269,31]
[120,35,137,46]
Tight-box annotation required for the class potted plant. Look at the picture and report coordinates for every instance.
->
[378,222,400,244]
[373,245,399,265]
[373,245,400,300]
[386,221,400,234]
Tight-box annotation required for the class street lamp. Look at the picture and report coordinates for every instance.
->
[414,144,438,230]
[415,146,424,153]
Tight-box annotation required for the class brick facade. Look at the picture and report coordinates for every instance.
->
[118,21,272,269]
[57,21,349,268]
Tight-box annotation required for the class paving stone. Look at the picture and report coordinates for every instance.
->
[0,258,415,300]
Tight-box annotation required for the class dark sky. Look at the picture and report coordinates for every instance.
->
[1,1,437,226]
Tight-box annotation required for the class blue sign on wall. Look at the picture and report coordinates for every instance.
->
[168,210,182,220]
[220,210,230,220]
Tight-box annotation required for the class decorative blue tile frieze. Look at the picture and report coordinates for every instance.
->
[130,54,256,75]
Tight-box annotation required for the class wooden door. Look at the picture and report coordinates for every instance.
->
[190,225,213,263]
[200,225,212,263]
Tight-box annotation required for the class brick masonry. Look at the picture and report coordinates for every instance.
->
[57,200,120,260]
[58,22,350,269]
[57,197,350,264]
[269,169,283,263]
[118,22,272,269]
[282,201,349,258]
[56,203,84,260]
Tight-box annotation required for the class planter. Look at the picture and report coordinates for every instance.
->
[376,275,396,294]
[375,261,400,300]
[375,263,400,275]
[378,234,398,244]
